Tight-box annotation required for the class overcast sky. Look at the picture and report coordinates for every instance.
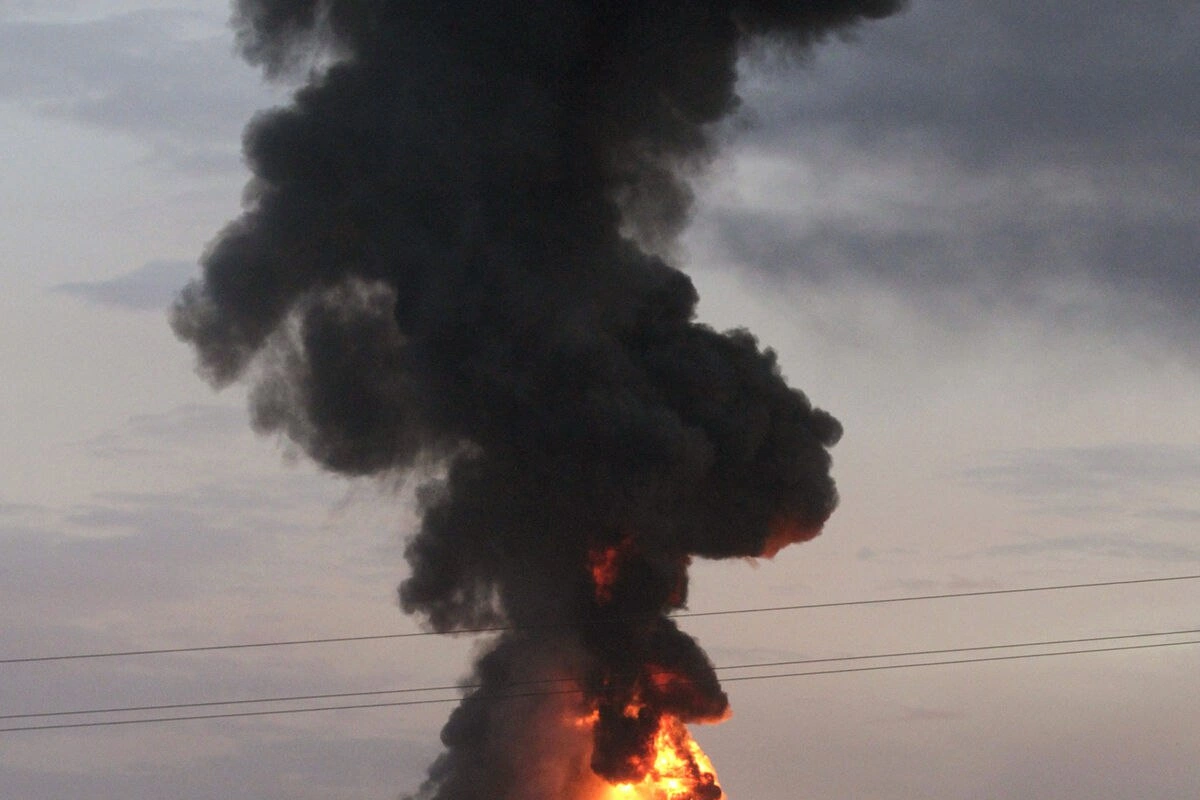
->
[2,2,1198,799]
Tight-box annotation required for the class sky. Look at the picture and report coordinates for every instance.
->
[1,2,1198,799]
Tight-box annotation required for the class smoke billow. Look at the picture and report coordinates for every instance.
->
[173,2,904,798]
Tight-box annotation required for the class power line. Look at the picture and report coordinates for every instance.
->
[720,637,1200,685]
[3,638,1196,733]
[4,573,1197,666]
[0,681,469,722]
[0,685,579,733]
[715,624,1200,673]
[3,628,1196,732]
[674,573,1200,619]
[5,625,1196,722]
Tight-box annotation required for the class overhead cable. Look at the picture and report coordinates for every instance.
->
[4,573,1197,665]
[3,631,1197,733]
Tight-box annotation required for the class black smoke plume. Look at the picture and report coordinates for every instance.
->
[173,2,903,798]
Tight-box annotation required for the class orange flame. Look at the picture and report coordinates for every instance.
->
[589,545,622,604]
[759,516,822,559]
[588,535,638,604]
[584,714,723,800]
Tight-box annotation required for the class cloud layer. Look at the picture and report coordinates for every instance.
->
[699,0,1199,342]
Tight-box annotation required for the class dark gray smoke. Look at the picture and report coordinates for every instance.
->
[172,2,904,798]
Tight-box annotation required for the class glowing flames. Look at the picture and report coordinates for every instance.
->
[581,713,723,800]
[612,715,722,800]
[589,544,623,605]
[580,542,726,800]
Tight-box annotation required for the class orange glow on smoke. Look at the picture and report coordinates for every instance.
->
[759,516,821,559]
[646,666,687,695]
[598,715,723,800]
[588,535,638,604]
[589,545,622,604]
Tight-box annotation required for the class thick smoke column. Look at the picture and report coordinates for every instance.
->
[174,2,903,798]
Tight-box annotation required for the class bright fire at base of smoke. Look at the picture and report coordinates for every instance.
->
[577,713,722,800]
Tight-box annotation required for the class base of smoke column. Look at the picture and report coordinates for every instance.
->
[575,711,725,800]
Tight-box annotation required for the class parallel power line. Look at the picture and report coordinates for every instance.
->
[3,629,1197,733]
[4,625,1198,723]
[4,573,1198,665]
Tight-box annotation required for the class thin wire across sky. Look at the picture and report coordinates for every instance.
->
[5,573,1197,665]
[4,635,1197,733]
[2,573,1197,734]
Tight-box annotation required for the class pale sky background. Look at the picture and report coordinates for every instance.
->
[2,2,1198,799]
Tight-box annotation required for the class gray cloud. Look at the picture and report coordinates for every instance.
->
[965,444,1200,498]
[0,732,436,800]
[888,575,996,594]
[0,502,242,621]
[0,8,276,171]
[885,705,967,724]
[54,259,195,311]
[705,0,1200,342]
[963,444,1200,547]
[741,3,1198,161]
[84,403,249,457]
[0,407,360,650]
[0,502,49,523]
[984,532,1200,563]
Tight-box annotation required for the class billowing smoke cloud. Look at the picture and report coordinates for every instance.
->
[173,2,903,798]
